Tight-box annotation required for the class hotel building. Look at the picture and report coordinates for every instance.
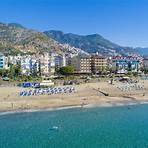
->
[112,56,141,74]
[71,55,107,74]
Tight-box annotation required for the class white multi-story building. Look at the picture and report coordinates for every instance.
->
[0,53,5,69]
[0,53,9,69]
[8,55,22,65]
[39,52,50,76]
[49,52,56,74]
[55,54,66,68]
[30,58,40,75]
[112,56,141,74]
[21,56,32,75]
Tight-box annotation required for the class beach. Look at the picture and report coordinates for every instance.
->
[0,80,148,113]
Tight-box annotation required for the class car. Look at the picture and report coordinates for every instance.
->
[2,77,9,81]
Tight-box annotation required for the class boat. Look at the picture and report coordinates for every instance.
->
[49,126,59,131]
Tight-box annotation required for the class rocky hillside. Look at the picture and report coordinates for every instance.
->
[0,23,66,54]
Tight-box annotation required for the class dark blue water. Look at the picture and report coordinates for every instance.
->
[1,105,148,148]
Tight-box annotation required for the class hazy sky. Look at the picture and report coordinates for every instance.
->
[0,0,148,47]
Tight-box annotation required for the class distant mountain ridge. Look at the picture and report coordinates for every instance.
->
[0,22,144,56]
[44,30,138,55]
[135,47,148,56]
[8,23,26,29]
[44,30,118,53]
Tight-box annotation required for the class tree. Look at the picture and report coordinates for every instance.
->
[132,72,138,77]
[0,69,10,77]
[141,67,148,74]
[58,66,74,76]
[9,64,21,80]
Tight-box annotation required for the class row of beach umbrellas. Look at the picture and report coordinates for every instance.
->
[19,86,75,96]
[117,83,145,92]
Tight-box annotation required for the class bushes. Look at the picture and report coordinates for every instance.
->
[58,66,74,76]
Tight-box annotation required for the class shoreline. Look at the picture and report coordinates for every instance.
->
[0,81,148,116]
[1,100,148,116]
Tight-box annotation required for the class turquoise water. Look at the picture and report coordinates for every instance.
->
[1,105,148,148]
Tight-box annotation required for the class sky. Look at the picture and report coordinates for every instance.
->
[0,0,148,47]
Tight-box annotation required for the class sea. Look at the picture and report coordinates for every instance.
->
[0,104,148,148]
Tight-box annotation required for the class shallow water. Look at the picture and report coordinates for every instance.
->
[0,105,148,148]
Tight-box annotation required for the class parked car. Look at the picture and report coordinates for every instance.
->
[2,77,9,81]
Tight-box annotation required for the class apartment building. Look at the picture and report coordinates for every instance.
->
[70,55,107,74]
[21,57,32,75]
[0,53,9,69]
[112,56,141,74]
[79,56,92,73]
[0,53,4,69]
[143,58,148,70]
[55,54,66,68]
[39,52,50,76]
[91,55,108,73]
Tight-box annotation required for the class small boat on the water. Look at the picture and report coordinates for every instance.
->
[49,126,59,131]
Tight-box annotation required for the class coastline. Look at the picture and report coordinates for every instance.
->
[1,99,148,116]
[0,81,148,116]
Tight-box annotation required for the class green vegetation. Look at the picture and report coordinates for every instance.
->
[58,66,74,76]
[0,64,21,80]
[0,64,41,82]
[0,69,10,77]
[9,64,21,80]
[141,67,148,74]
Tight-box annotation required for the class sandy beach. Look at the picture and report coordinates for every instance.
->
[0,80,148,113]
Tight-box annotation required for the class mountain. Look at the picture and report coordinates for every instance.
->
[0,22,143,56]
[0,23,69,54]
[8,23,26,29]
[44,30,137,55]
[135,47,148,56]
